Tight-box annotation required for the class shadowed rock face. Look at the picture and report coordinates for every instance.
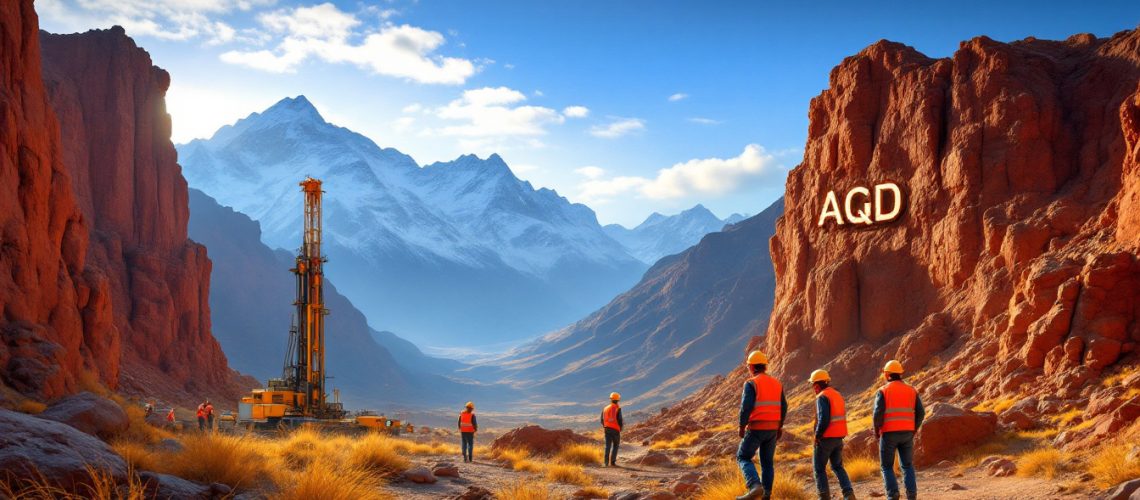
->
[0,0,250,406]
[635,30,1140,449]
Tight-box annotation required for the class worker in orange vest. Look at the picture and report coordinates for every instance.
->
[873,360,925,500]
[458,401,477,462]
[204,400,215,432]
[196,402,207,431]
[166,407,176,428]
[601,392,623,467]
[810,369,855,500]
[736,350,787,500]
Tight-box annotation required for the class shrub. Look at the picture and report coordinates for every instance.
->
[15,399,46,415]
[650,432,700,450]
[276,462,389,500]
[769,474,811,500]
[683,455,708,467]
[1087,443,1140,488]
[117,405,171,445]
[160,433,275,491]
[347,436,411,477]
[574,485,611,498]
[111,441,162,472]
[696,459,746,500]
[0,465,147,500]
[493,479,553,500]
[1016,448,1067,479]
[544,463,592,485]
[556,443,603,465]
[843,456,878,482]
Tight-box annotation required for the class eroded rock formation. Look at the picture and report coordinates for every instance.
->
[636,29,1140,451]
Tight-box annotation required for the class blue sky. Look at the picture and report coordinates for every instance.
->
[39,1,1139,226]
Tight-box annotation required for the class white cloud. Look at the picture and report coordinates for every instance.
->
[574,166,606,179]
[37,0,267,44]
[392,116,415,132]
[219,3,476,84]
[688,117,722,125]
[562,106,589,118]
[589,118,645,139]
[402,103,423,114]
[432,86,564,138]
[576,144,784,203]
[668,92,688,102]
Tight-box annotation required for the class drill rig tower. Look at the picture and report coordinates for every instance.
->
[240,177,345,423]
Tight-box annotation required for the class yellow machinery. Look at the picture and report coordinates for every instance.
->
[239,178,346,425]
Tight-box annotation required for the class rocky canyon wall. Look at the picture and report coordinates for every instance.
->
[0,0,249,406]
[636,30,1140,449]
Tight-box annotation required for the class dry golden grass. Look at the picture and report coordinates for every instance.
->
[972,397,1017,414]
[384,437,459,456]
[276,461,390,500]
[159,433,275,491]
[843,456,878,482]
[683,455,708,467]
[0,466,147,500]
[544,463,593,485]
[695,459,746,500]
[770,474,811,500]
[15,399,46,415]
[710,422,737,432]
[493,447,531,465]
[1101,365,1139,387]
[347,435,411,476]
[117,405,171,445]
[573,485,611,499]
[110,441,162,473]
[513,459,543,472]
[1051,408,1082,426]
[278,428,340,470]
[1016,448,1067,479]
[556,443,603,465]
[1013,428,1060,440]
[650,431,700,450]
[493,479,553,500]
[1087,443,1140,488]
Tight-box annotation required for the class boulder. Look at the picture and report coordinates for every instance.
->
[844,429,878,459]
[432,462,460,478]
[137,471,214,500]
[574,488,609,498]
[403,466,437,484]
[490,425,590,455]
[634,451,674,467]
[1104,478,1140,500]
[0,408,127,491]
[38,392,129,439]
[914,404,997,467]
[453,485,494,500]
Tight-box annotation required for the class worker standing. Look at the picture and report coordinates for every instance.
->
[601,392,623,467]
[736,350,787,500]
[196,402,207,431]
[205,400,215,432]
[810,369,855,500]
[873,360,925,500]
[458,402,477,463]
[166,407,176,429]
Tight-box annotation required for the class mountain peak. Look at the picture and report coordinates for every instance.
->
[681,204,714,217]
[261,95,325,123]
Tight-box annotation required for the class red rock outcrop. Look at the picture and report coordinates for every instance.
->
[39,26,250,405]
[0,0,250,407]
[636,29,1140,452]
[490,425,591,455]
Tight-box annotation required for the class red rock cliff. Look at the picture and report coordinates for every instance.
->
[0,0,250,407]
[635,30,1140,449]
[39,26,250,405]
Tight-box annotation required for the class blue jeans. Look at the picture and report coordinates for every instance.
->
[461,432,474,461]
[814,437,854,496]
[604,428,620,465]
[737,430,778,494]
[879,431,917,498]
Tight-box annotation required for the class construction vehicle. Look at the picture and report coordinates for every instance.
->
[239,178,346,427]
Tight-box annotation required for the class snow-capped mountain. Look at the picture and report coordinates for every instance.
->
[603,204,749,263]
[177,96,646,346]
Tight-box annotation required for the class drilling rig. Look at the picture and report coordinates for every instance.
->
[238,177,346,425]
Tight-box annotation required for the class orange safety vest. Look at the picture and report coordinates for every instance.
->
[879,380,917,433]
[196,405,205,418]
[166,410,175,422]
[818,387,848,438]
[459,411,476,433]
[747,374,783,430]
[205,404,214,417]
[602,403,621,431]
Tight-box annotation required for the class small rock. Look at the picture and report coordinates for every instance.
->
[984,457,1016,477]
[404,466,438,484]
[609,492,642,500]
[677,472,702,483]
[574,488,608,498]
[1104,478,1140,500]
[642,492,678,500]
[671,481,699,495]
[137,471,213,499]
[453,485,493,500]
[433,465,460,477]
[869,491,884,498]
[635,451,674,467]
[949,483,966,491]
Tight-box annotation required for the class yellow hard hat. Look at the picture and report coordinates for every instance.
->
[609,392,621,401]
[883,360,904,374]
[465,401,475,409]
[746,350,768,365]
[809,369,830,384]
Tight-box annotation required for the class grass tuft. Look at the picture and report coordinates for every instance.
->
[544,463,593,485]
[844,456,878,482]
[650,432,700,450]
[1087,443,1140,488]
[15,399,46,415]
[1016,448,1067,479]
[277,461,390,500]
[494,479,553,500]
[160,433,275,491]
[347,435,411,476]
[574,485,611,499]
[555,443,603,465]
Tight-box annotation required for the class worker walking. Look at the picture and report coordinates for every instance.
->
[166,407,176,429]
[601,392,623,467]
[736,350,787,500]
[810,369,856,500]
[873,360,925,500]
[196,402,207,431]
[458,402,477,462]
[204,400,215,432]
